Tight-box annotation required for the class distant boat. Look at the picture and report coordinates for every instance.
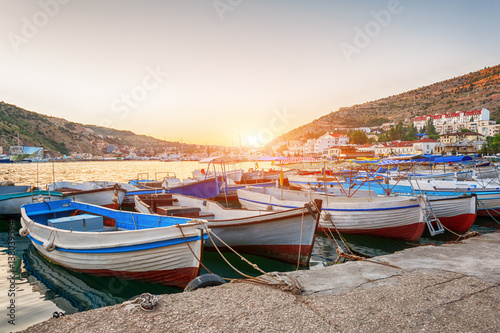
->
[47,182,127,208]
[128,173,223,199]
[134,193,320,266]
[20,199,207,287]
[0,154,12,163]
[237,187,426,241]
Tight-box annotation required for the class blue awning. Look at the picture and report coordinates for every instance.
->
[433,155,473,164]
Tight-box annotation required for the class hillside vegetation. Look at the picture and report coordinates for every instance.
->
[272,64,500,144]
[0,102,178,156]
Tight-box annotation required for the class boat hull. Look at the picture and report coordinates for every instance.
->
[237,187,425,241]
[128,177,222,199]
[426,196,477,233]
[135,193,319,266]
[205,210,317,266]
[0,191,63,215]
[21,200,205,287]
[31,242,202,287]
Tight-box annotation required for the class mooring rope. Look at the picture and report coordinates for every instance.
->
[478,200,500,225]
[195,220,302,293]
[128,293,159,312]
[175,223,213,274]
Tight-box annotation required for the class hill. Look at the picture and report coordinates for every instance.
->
[271,64,500,143]
[0,102,185,157]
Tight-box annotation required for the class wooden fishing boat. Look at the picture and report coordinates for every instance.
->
[20,199,207,287]
[47,182,127,208]
[288,174,346,190]
[382,178,500,218]
[129,173,223,199]
[346,180,477,233]
[237,187,425,241]
[0,186,63,216]
[134,193,320,266]
[240,169,296,186]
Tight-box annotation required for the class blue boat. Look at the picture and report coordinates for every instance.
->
[20,199,207,287]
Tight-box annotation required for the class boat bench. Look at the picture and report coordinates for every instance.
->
[197,213,215,220]
[156,205,202,218]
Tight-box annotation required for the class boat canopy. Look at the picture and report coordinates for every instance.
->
[278,157,317,164]
[199,156,239,164]
[377,159,413,166]
[432,155,473,164]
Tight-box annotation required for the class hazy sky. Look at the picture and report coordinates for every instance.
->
[1,0,499,146]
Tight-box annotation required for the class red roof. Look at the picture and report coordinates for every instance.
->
[415,109,484,122]
[417,138,438,143]
[380,141,414,148]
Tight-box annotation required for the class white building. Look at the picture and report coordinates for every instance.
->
[315,133,349,153]
[374,141,414,156]
[412,138,441,154]
[414,108,490,134]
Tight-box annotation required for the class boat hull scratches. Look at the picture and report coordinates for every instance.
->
[318,222,425,242]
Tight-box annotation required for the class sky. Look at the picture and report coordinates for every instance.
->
[1,0,499,147]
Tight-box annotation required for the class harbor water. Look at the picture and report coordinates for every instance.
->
[1,161,498,331]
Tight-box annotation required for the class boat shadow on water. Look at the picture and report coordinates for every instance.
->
[21,245,182,314]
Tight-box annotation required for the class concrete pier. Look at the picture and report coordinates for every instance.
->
[22,232,500,332]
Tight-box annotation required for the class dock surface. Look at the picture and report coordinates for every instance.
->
[22,232,500,332]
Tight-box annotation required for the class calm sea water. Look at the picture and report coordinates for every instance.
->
[0,160,498,331]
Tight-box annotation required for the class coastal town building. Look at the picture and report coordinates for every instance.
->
[439,132,484,144]
[326,145,375,159]
[304,133,350,155]
[374,141,414,156]
[413,108,496,135]
[433,141,481,155]
[412,138,441,155]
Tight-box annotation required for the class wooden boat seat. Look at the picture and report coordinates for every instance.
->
[197,213,215,220]
[56,187,83,194]
[156,205,201,218]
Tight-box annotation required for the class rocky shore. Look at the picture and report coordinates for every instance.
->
[21,232,500,333]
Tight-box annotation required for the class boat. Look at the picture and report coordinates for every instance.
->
[134,193,320,266]
[128,172,223,199]
[288,174,346,190]
[0,186,63,216]
[20,199,207,287]
[215,179,276,202]
[374,178,500,218]
[237,187,425,241]
[47,182,127,208]
[346,180,478,234]
[240,169,296,186]
[0,154,12,163]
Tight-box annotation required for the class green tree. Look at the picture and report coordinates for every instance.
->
[405,123,418,141]
[425,119,439,140]
[350,130,369,144]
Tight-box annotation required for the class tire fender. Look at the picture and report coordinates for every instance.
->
[184,274,226,292]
